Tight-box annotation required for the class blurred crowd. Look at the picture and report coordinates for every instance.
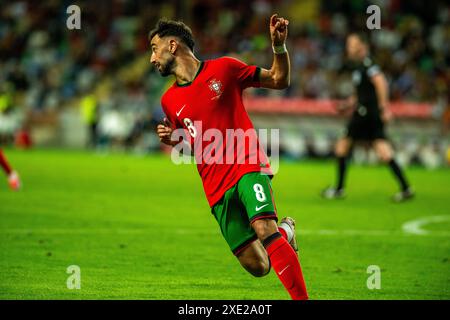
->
[0,0,449,159]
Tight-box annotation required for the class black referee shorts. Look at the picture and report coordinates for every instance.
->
[346,115,386,141]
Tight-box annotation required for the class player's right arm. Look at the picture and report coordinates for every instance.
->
[259,14,290,90]
[370,72,392,122]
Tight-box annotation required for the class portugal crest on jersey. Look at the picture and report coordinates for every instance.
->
[208,79,223,100]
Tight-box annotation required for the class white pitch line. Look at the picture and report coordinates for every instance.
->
[298,229,393,236]
[402,215,450,236]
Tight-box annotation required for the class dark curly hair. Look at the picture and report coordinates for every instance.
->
[149,19,195,52]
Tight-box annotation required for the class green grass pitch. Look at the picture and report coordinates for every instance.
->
[0,149,449,299]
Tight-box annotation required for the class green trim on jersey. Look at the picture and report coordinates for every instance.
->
[211,172,278,255]
[176,61,204,87]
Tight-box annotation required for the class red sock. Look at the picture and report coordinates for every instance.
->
[266,235,308,300]
[0,150,12,175]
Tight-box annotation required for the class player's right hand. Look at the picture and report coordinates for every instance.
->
[156,118,175,146]
[381,108,393,123]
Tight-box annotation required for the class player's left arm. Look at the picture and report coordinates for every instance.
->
[371,72,392,122]
[259,14,290,90]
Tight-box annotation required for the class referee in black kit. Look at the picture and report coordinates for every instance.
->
[322,32,414,202]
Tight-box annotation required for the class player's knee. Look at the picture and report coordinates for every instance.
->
[244,260,270,277]
[380,154,391,163]
[335,148,346,158]
[377,148,392,163]
[375,141,393,163]
[335,140,349,157]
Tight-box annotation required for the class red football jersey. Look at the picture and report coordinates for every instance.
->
[161,57,272,207]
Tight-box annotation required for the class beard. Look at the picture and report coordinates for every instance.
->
[159,56,175,77]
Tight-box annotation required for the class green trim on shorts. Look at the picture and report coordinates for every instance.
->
[211,172,278,255]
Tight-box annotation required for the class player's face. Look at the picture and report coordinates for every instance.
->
[346,35,364,61]
[150,35,175,77]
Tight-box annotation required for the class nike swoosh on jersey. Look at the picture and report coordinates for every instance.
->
[176,104,186,117]
[255,204,269,211]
